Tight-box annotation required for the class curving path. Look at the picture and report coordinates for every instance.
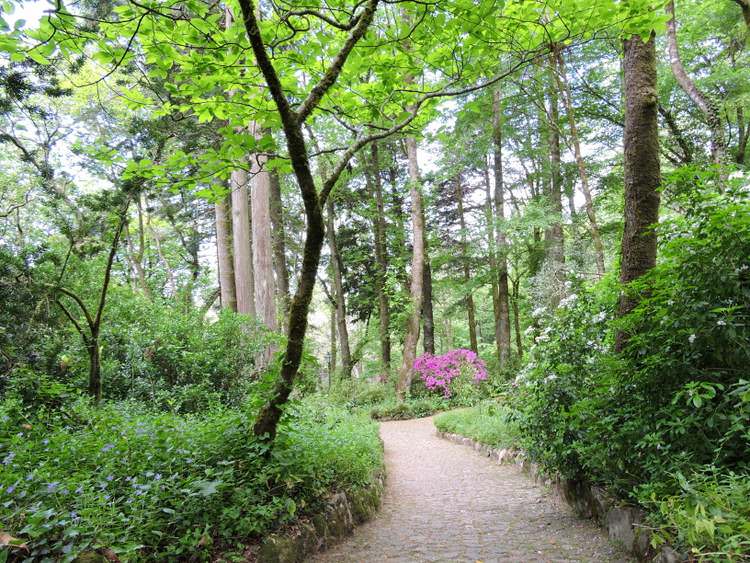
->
[312,417,629,563]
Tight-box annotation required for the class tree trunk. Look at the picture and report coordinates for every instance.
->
[231,168,255,316]
[666,0,725,164]
[87,340,101,402]
[616,32,661,351]
[329,292,337,383]
[511,277,523,358]
[238,0,378,443]
[369,142,391,370]
[422,256,435,355]
[554,45,606,276]
[396,135,425,400]
[545,61,566,307]
[492,90,512,365]
[482,160,501,345]
[250,126,278,341]
[269,169,290,321]
[456,175,478,353]
[325,196,352,379]
[215,191,237,311]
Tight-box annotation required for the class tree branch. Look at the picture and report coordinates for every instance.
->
[93,209,128,331]
[295,0,380,123]
[55,287,95,333]
[319,48,549,205]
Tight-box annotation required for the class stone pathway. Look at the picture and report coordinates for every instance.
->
[312,417,629,562]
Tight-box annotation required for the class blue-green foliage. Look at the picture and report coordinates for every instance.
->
[0,397,381,561]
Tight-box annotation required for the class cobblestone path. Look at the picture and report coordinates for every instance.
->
[312,417,628,562]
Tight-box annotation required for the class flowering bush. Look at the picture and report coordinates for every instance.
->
[413,349,488,398]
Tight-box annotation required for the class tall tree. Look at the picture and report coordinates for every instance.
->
[544,59,566,307]
[269,169,290,322]
[553,45,606,276]
[492,90,512,365]
[482,159,502,351]
[325,196,353,379]
[367,142,391,370]
[666,0,726,164]
[455,174,478,353]
[230,167,255,316]
[422,251,435,355]
[616,31,661,350]
[215,190,237,311]
[396,135,426,399]
[250,126,278,338]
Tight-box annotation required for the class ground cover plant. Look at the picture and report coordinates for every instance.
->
[434,401,520,449]
[0,396,381,561]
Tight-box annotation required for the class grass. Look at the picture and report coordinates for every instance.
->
[433,400,521,448]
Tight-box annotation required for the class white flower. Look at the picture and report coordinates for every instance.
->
[532,306,546,318]
[593,311,607,323]
[717,320,727,326]
[544,374,558,384]
[560,293,578,308]
[729,171,744,180]
[688,334,696,344]
[524,326,535,336]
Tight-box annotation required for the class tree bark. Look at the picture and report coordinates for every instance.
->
[250,125,278,339]
[396,135,425,399]
[616,32,661,351]
[482,160,502,352]
[269,169,290,321]
[215,191,237,311]
[422,255,435,354]
[553,45,606,276]
[368,142,391,370]
[511,276,523,358]
[325,196,353,379]
[231,168,255,316]
[666,0,725,164]
[492,90,512,366]
[87,341,101,401]
[545,60,566,307]
[456,175,478,353]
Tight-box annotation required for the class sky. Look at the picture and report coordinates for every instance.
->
[5,0,48,28]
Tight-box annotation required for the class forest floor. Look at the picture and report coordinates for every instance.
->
[311,417,630,562]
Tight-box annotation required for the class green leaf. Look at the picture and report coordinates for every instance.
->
[27,49,50,65]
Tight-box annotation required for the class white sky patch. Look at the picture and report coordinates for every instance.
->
[4,0,48,29]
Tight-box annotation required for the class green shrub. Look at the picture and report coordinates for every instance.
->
[646,469,750,562]
[434,401,520,448]
[368,396,447,420]
[0,396,382,561]
[514,184,750,492]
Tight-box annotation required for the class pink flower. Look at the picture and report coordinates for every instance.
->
[412,348,488,396]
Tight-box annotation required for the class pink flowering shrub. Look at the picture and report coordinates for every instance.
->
[413,349,488,398]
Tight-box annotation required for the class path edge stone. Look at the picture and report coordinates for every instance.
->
[435,430,686,563]
[257,468,386,563]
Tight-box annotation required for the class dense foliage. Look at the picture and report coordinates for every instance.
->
[0,397,381,560]
[512,178,750,558]
[0,0,748,559]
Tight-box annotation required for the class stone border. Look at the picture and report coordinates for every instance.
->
[257,470,386,562]
[435,431,685,563]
